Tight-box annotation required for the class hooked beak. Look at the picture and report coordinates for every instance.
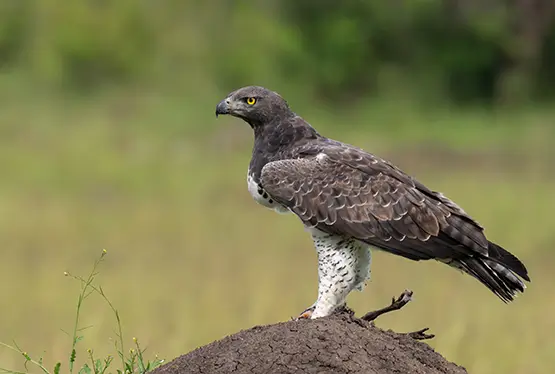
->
[215,99,230,118]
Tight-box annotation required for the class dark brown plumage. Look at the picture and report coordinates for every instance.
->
[216,86,530,315]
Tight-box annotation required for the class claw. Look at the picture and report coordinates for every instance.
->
[294,306,315,320]
[297,310,313,320]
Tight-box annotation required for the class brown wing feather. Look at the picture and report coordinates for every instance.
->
[260,147,489,261]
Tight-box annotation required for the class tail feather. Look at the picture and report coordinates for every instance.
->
[456,258,524,302]
[487,241,530,282]
[453,241,529,302]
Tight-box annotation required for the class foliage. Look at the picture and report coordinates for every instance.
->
[0,250,163,374]
[0,0,553,104]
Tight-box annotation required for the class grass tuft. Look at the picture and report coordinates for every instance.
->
[0,250,164,374]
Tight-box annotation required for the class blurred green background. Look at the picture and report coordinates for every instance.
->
[0,1,554,373]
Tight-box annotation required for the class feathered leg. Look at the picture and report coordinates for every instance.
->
[354,245,372,291]
[298,229,370,319]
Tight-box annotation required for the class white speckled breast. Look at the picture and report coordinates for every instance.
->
[247,172,289,214]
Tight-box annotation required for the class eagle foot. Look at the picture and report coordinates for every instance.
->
[361,289,413,322]
[293,303,351,321]
[293,306,315,320]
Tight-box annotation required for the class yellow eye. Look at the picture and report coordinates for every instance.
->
[246,97,256,105]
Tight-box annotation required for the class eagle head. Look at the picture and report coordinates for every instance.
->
[215,86,292,127]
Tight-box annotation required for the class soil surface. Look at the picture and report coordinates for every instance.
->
[152,312,467,374]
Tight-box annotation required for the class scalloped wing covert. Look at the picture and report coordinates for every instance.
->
[260,146,490,262]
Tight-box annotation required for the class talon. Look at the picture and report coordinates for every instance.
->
[297,310,313,319]
[295,306,314,320]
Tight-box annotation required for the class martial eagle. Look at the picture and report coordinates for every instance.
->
[215,86,530,319]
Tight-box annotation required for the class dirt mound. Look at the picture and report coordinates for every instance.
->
[152,312,466,374]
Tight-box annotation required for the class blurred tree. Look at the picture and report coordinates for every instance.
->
[0,0,552,105]
[0,1,27,67]
[496,0,555,104]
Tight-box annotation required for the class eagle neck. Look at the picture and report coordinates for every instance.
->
[248,115,320,182]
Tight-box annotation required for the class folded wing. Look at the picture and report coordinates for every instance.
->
[260,144,529,301]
